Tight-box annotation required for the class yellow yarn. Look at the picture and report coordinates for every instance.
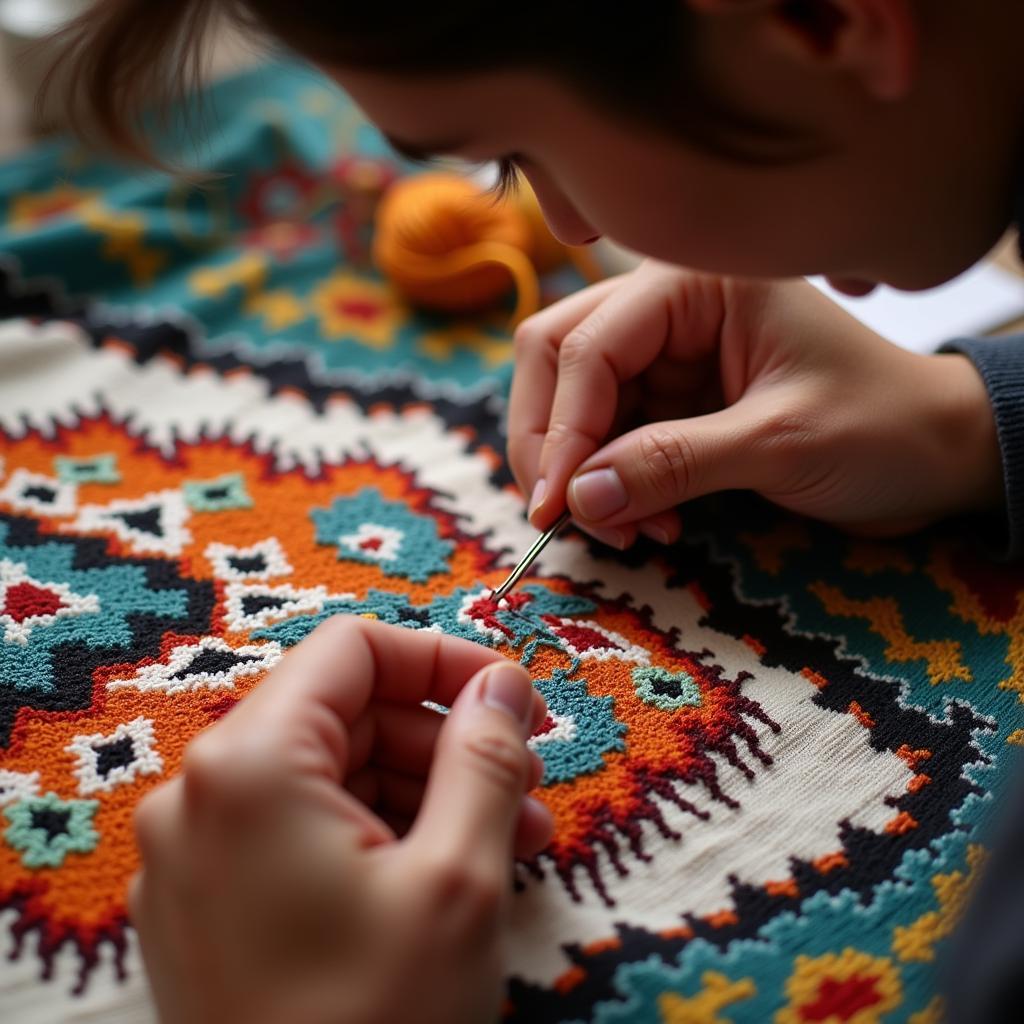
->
[373,171,605,325]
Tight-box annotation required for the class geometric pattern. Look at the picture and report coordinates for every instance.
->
[66,717,163,796]
[1,58,1022,1024]
[222,581,350,632]
[0,558,101,645]
[67,489,192,557]
[0,468,77,518]
[0,768,40,806]
[205,537,293,582]
[311,486,454,581]
[105,636,283,695]
[3,791,100,869]
[53,453,121,485]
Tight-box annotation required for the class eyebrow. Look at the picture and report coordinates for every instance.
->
[383,133,471,163]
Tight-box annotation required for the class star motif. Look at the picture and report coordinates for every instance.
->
[3,792,100,869]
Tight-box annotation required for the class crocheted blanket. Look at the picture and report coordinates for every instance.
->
[2,61,1022,1024]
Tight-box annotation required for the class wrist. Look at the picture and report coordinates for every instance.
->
[921,351,1003,517]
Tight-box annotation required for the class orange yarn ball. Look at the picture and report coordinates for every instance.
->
[373,172,541,324]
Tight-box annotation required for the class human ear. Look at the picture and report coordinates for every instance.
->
[686,0,917,101]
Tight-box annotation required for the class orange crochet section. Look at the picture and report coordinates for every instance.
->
[0,414,786,979]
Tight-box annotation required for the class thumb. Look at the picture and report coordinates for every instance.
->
[567,402,777,527]
[407,661,539,884]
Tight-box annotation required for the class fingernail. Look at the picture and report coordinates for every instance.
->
[571,468,628,522]
[582,525,628,550]
[481,663,534,730]
[528,478,546,522]
[639,521,671,545]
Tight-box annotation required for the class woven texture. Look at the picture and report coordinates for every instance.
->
[1,62,1023,1024]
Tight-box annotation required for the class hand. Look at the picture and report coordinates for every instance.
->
[129,617,551,1024]
[509,259,1002,546]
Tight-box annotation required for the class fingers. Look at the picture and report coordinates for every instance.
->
[511,264,733,534]
[212,617,508,785]
[367,785,552,860]
[406,661,540,886]
[527,282,667,529]
[368,698,546,779]
[635,508,683,546]
[507,276,626,504]
[513,796,554,859]
[567,397,778,528]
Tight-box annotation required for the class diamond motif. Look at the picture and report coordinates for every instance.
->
[183,473,253,512]
[205,538,292,581]
[66,717,163,795]
[0,469,76,517]
[53,454,120,485]
[632,666,702,711]
[338,523,403,562]
[223,581,351,631]
[105,636,282,695]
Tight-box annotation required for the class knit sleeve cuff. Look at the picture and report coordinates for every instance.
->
[938,334,1024,559]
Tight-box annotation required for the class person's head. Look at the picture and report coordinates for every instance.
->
[59,1,1024,293]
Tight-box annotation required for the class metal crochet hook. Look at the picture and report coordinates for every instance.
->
[489,510,571,602]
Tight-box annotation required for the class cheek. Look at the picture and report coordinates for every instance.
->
[577,177,843,279]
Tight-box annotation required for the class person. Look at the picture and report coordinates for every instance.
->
[51,1,1024,1020]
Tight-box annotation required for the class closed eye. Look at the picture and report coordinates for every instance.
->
[383,133,522,203]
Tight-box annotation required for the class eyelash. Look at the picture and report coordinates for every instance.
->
[488,156,523,202]
[390,142,523,203]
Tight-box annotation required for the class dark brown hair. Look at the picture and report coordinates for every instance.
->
[47,1,808,166]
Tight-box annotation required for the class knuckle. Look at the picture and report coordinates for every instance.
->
[557,326,598,368]
[512,320,541,356]
[180,731,230,788]
[462,731,529,792]
[180,730,268,808]
[751,407,822,479]
[422,859,503,923]
[637,428,700,502]
[542,418,586,450]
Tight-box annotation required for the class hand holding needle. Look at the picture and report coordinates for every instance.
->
[489,511,571,602]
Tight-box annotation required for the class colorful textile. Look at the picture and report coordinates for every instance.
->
[1,61,1023,1024]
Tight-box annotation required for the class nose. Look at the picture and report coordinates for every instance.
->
[519,165,601,247]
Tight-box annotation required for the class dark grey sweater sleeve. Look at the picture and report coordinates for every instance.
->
[937,334,1024,559]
